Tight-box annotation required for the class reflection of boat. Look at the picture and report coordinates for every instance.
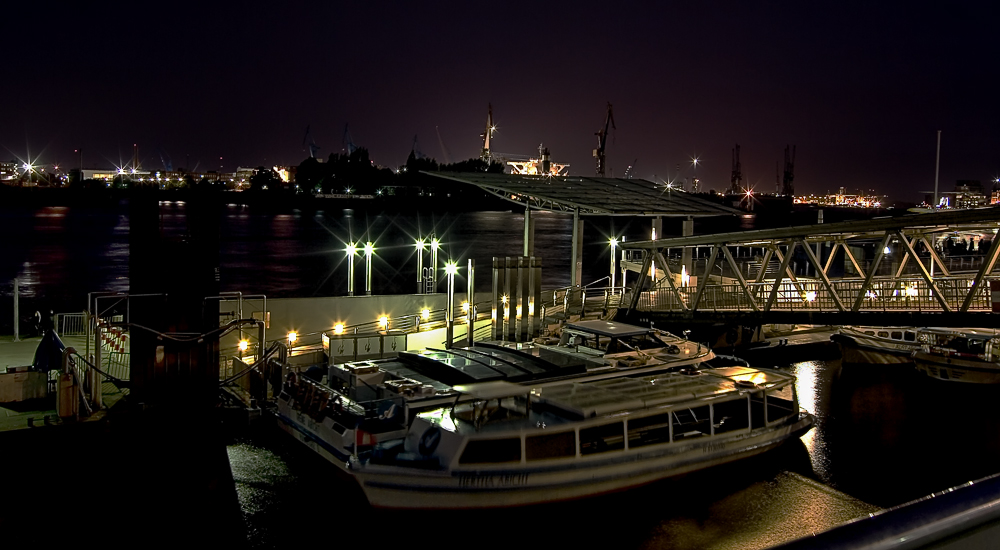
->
[351,366,813,508]
[275,321,715,470]
[830,326,920,364]
[912,328,1000,384]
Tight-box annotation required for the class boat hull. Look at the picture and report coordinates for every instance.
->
[912,352,1000,384]
[831,333,916,365]
[353,414,814,509]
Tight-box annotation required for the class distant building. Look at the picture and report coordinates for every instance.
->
[794,188,885,207]
[0,160,18,181]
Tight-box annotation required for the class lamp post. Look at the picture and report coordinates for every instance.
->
[445,261,458,348]
[346,242,358,296]
[430,237,440,293]
[415,238,425,293]
[364,242,375,295]
[609,237,618,292]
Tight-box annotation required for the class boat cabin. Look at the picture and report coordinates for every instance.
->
[918,328,1000,361]
[400,367,800,469]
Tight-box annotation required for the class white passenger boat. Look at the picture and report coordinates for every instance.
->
[912,328,1000,384]
[274,321,715,470]
[350,366,813,508]
[830,326,920,364]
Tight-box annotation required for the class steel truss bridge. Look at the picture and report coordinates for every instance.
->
[617,208,1000,327]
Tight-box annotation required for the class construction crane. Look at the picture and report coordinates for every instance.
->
[782,144,796,196]
[623,158,637,179]
[730,144,743,195]
[411,135,428,160]
[343,124,358,155]
[480,104,496,163]
[594,102,615,177]
[303,126,320,159]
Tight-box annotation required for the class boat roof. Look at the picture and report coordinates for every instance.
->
[920,327,1000,338]
[564,320,654,338]
[453,380,528,400]
[446,366,794,419]
[535,366,794,418]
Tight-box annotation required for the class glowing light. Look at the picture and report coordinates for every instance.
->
[691,156,700,167]
[906,285,918,297]
[238,340,249,352]
[501,295,509,305]
[805,291,817,302]
[430,238,440,251]
[444,261,458,275]
[415,239,425,250]
[420,308,430,321]
[346,242,358,256]
[609,237,618,247]
[884,246,891,255]
[287,331,297,344]
[516,305,523,317]
[364,242,375,256]
[378,316,389,330]
[333,323,344,335]
[461,302,469,314]
[681,265,690,287]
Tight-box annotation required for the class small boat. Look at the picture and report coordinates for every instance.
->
[350,366,813,508]
[275,321,715,470]
[830,326,920,364]
[912,328,1000,384]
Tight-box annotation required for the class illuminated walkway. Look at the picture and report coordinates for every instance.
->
[617,208,1000,326]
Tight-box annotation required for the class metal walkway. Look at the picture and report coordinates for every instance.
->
[618,208,1000,326]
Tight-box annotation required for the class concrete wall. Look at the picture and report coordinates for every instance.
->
[218,292,493,360]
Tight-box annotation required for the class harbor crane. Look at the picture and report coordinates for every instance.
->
[730,144,743,195]
[594,102,615,176]
[480,104,496,163]
[343,124,358,155]
[303,126,320,159]
[782,144,796,196]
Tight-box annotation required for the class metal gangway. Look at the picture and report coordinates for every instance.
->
[618,208,1000,326]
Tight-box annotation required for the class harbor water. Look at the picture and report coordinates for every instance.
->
[5,201,1000,546]
[228,357,1000,548]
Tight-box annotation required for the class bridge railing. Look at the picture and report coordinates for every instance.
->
[636,275,994,313]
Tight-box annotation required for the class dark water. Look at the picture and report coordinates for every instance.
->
[227,358,1000,549]
[6,201,1000,546]
[0,201,668,332]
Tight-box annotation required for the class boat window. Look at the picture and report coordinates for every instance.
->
[713,398,750,434]
[580,423,625,455]
[750,392,766,429]
[904,332,916,342]
[526,431,575,461]
[672,405,711,440]
[877,331,889,338]
[459,438,522,464]
[864,331,875,336]
[890,331,903,340]
[627,413,672,448]
[766,386,796,424]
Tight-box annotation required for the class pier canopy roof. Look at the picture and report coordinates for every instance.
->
[425,172,744,217]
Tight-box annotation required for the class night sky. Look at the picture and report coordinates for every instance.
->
[5,1,998,201]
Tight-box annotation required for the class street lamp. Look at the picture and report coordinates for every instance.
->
[346,242,358,296]
[415,238,426,292]
[445,261,459,348]
[430,238,440,293]
[364,242,375,295]
[609,237,618,291]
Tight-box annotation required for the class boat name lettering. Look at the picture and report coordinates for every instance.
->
[458,473,529,488]
[703,442,726,454]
